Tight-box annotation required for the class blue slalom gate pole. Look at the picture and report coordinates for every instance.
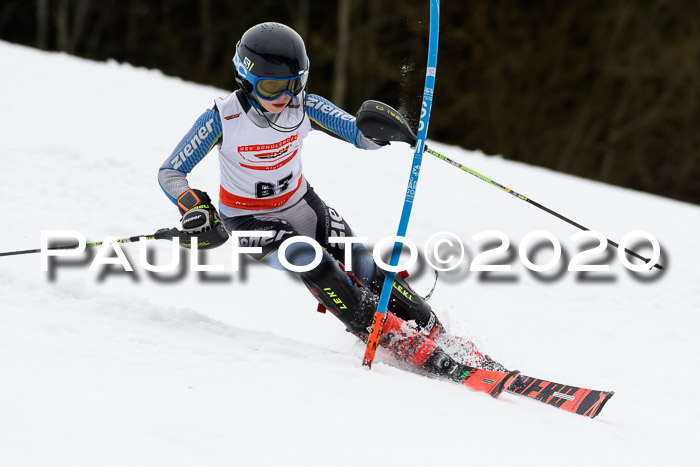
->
[363,0,440,368]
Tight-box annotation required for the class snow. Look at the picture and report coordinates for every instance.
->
[1,40,699,466]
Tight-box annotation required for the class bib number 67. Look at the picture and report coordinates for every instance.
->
[256,173,294,198]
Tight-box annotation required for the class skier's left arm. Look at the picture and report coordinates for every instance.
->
[306,94,387,150]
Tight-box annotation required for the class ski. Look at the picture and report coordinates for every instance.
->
[458,366,521,399]
[380,348,519,398]
[507,374,614,418]
[434,334,614,417]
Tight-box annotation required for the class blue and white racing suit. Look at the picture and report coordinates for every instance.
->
[157,90,438,340]
[158,91,381,282]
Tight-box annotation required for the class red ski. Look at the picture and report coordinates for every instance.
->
[379,347,519,399]
[434,334,614,417]
[458,367,521,399]
[507,375,614,418]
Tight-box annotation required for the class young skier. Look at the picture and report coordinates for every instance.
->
[157,22,481,378]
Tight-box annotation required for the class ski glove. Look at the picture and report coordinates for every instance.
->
[175,189,229,249]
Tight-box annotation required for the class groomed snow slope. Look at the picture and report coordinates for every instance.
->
[1,41,699,466]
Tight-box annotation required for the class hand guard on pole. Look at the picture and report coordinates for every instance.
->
[356,94,663,271]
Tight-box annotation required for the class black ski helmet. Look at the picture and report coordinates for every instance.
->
[233,22,310,99]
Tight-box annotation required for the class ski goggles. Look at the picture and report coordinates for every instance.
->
[247,73,309,101]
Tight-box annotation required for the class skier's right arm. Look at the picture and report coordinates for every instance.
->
[157,107,223,204]
[158,107,228,249]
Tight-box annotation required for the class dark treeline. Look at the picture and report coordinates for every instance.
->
[2,0,698,204]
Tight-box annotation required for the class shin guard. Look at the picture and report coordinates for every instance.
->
[300,260,375,334]
[301,261,447,370]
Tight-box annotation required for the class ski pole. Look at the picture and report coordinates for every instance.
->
[356,105,664,272]
[424,147,663,270]
[0,227,181,257]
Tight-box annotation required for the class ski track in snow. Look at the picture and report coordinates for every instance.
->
[1,41,699,466]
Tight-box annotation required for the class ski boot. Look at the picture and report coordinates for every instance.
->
[369,268,445,340]
[301,260,447,370]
